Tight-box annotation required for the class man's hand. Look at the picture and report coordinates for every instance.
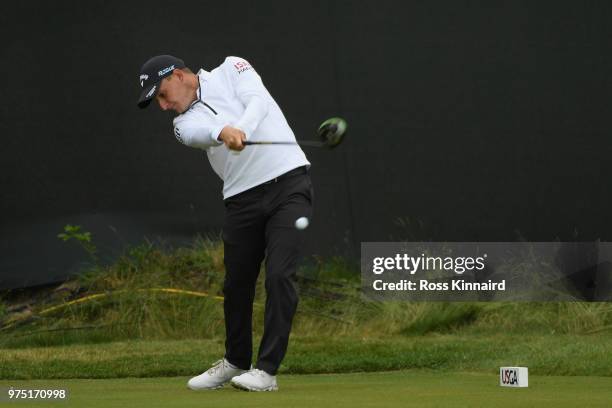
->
[219,126,246,151]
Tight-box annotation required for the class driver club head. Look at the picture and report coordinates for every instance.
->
[318,117,348,149]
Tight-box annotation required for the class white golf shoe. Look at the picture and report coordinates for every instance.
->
[231,368,279,392]
[187,358,247,390]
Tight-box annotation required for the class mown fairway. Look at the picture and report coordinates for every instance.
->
[1,370,611,408]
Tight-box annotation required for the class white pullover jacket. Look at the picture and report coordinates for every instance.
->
[172,56,310,199]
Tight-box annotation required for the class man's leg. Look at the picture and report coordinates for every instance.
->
[222,189,266,369]
[256,173,313,375]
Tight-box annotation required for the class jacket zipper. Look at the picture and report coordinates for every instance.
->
[195,75,217,115]
[200,101,217,115]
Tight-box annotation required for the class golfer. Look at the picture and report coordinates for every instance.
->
[137,55,313,391]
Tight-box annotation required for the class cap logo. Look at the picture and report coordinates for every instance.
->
[145,85,157,99]
[158,65,175,77]
[139,74,149,87]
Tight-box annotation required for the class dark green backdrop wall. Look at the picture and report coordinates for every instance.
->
[2,1,611,289]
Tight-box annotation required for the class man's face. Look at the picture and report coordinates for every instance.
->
[155,70,193,113]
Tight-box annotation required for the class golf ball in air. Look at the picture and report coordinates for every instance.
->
[294,217,309,230]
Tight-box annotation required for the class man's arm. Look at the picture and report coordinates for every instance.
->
[225,57,270,142]
[178,57,270,152]
[173,119,224,150]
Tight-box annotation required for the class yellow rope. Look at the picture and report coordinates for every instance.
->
[39,293,108,315]
[1,288,225,330]
[39,288,224,315]
[142,288,225,302]
[2,287,351,331]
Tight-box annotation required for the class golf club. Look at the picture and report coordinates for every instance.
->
[243,117,347,149]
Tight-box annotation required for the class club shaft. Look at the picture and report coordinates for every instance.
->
[244,140,324,147]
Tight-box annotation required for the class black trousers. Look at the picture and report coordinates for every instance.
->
[222,166,313,375]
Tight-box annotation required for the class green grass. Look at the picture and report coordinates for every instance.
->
[1,371,611,408]
[2,238,612,348]
[2,237,612,384]
[1,334,612,380]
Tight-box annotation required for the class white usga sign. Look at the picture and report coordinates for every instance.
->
[499,367,528,387]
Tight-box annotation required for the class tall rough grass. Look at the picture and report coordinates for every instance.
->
[1,238,612,350]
